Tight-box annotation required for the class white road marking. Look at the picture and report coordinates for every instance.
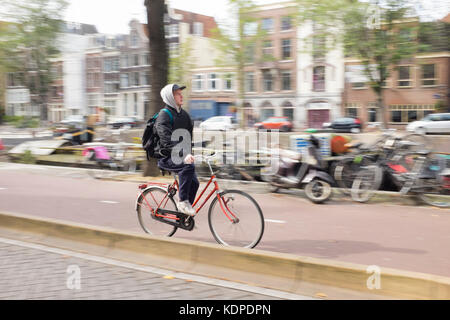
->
[265,219,286,224]
[0,188,7,190]
[100,200,119,204]
[0,236,315,300]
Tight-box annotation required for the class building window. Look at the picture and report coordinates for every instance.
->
[104,59,112,72]
[262,40,273,58]
[104,82,119,93]
[93,73,101,87]
[389,104,435,123]
[88,94,100,107]
[170,24,179,37]
[344,103,359,118]
[193,74,204,91]
[368,108,378,122]
[397,66,412,87]
[120,74,129,88]
[281,16,292,31]
[245,72,255,92]
[244,43,255,63]
[112,58,120,71]
[313,66,325,91]
[104,100,117,116]
[130,31,139,47]
[281,39,292,60]
[260,107,275,121]
[243,22,258,36]
[141,53,150,66]
[193,22,203,36]
[121,55,128,68]
[224,73,234,91]
[134,93,138,116]
[408,110,418,122]
[131,72,140,86]
[281,71,291,91]
[123,93,128,116]
[141,72,150,86]
[421,64,436,86]
[133,54,139,66]
[391,110,402,122]
[169,43,179,56]
[262,70,273,92]
[367,103,379,122]
[208,73,219,91]
[352,82,366,89]
[261,18,274,33]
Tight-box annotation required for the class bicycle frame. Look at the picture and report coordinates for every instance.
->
[138,160,239,224]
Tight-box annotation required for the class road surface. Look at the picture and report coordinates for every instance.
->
[0,162,449,278]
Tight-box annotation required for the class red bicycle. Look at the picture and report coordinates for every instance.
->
[135,154,265,248]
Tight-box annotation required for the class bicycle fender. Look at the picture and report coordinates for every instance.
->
[135,186,162,211]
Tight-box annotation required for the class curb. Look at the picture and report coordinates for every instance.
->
[0,211,449,300]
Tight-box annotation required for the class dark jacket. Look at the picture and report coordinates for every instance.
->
[154,105,193,158]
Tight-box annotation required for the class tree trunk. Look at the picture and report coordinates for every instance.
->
[377,90,387,130]
[144,0,168,177]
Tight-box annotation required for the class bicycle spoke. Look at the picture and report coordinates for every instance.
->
[137,187,177,237]
[208,190,264,248]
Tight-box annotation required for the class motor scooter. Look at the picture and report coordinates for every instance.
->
[262,135,335,203]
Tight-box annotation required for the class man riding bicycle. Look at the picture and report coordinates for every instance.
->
[154,83,199,216]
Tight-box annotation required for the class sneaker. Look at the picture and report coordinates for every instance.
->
[177,200,196,216]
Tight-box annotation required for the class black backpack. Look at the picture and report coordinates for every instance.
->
[142,108,174,160]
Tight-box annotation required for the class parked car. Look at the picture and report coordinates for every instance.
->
[254,117,293,132]
[199,116,237,131]
[107,116,140,129]
[323,117,362,133]
[406,113,450,135]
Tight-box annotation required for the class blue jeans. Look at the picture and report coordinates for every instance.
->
[158,157,199,204]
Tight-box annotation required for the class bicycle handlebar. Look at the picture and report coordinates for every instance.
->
[193,152,216,162]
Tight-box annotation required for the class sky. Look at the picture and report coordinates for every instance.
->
[63,0,449,35]
[64,0,282,34]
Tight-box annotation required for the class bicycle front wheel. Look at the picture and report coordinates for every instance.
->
[417,178,450,208]
[208,190,264,249]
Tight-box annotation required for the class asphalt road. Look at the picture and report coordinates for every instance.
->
[0,162,449,278]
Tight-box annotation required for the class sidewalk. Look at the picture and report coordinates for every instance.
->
[0,237,291,300]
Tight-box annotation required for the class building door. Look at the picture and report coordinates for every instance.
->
[308,109,329,128]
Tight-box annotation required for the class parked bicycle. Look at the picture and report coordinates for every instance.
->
[82,128,143,178]
[332,131,429,195]
[135,153,265,248]
[351,149,450,208]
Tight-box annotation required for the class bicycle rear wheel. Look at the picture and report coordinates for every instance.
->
[137,186,178,237]
[208,190,264,249]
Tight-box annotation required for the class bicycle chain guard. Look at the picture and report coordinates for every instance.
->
[154,208,195,231]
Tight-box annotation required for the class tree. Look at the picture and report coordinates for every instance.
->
[0,0,68,121]
[168,37,195,110]
[295,0,419,128]
[144,0,168,176]
[211,0,267,128]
